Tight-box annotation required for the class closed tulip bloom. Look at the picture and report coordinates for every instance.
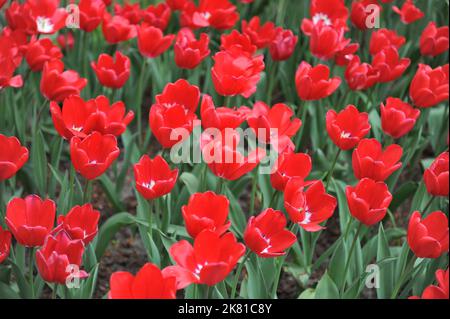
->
[200,94,248,131]
[408,211,449,259]
[79,0,106,32]
[220,30,257,55]
[0,134,29,181]
[309,21,351,60]
[109,263,177,299]
[346,178,392,226]
[381,97,420,139]
[142,3,172,31]
[269,27,298,61]
[174,28,210,70]
[91,51,131,89]
[133,155,178,200]
[270,152,312,192]
[182,191,230,238]
[56,204,100,245]
[102,13,137,44]
[295,62,341,101]
[163,230,245,289]
[25,38,62,72]
[36,231,87,284]
[284,178,337,232]
[410,64,449,108]
[211,47,265,98]
[345,56,379,90]
[420,22,449,57]
[0,226,12,264]
[5,195,56,247]
[351,0,381,31]
[424,152,449,197]
[70,132,120,180]
[352,138,403,181]
[180,0,239,30]
[392,0,424,24]
[411,269,449,299]
[40,59,87,102]
[326,105,371,150]
[372,47,410,83]
[50,95,134,140]
[369,29,406,55]
[242,16,276,49]
[244,208,296,258]
[137,24,174,58]
[156,79,200,114]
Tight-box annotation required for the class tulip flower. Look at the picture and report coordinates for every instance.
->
[420,22,449,57]
[40,59,87,102]
[0,226,12,264]
[180,0,239,30]
[137,24,175,58]
[345,56,379,90]
[0,58,23,89]
[91,51,131,89]
[102,13,137,44]
[55,204,100,245]
[79,0,106,32]
[351,0,381,31]
[334,42,359,66]
[156,79,200,113]
[133,155,178,200]
[326,105,371,150]
[410,269,449,299]
[295,62,341,101]
[174,28,210,70]
[244,208,297,258]
[25,38,63,72]
[308,21,350,60]
[211,47,264,98]
[57,32,74,50]
[5,2,36,35]
[409,64,449,108]
[200,94,249,131]
[269,27,298,61]
[424,152,449,197]
[381,97,420,139]
[182,191,231,238]
[369,29,406,55]
[0,134,29,181]
[166,0,188,11]
[372,47,410,83]
[142,2,172,31]
[407,211,449,259]
[346,178,392,226]
[352,138,403,181]
[242,16,276,49]
[36,231,87,284]
[163,230,246,289]
[284,178,337,232]
[5,195,56,247]
[27,0,68,34]
[301,0,349,35]
[70,132,120,180]
[270,152,312,192]
[220,30,257,55]
[393,0,424,24]
[109,263,177,299]
[50,95,134,140]
[114,2,143,25]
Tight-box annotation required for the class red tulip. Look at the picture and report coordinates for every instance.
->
[407,211,449,259]
[301,0,349,36]
[163,230,245,289]
[109,263,177,299]
[166,0,188,11]
[5,2,36,35]
[57,32,75,50]
[70,132,120,180]
[270,152,312,192]
[424,152,449,197]
[346,178,392,226]
[200,94,248,131]
[143,2,172,31]
[409,64,449,108]
[392,0,424,24]
[50,95,134,140]
[326,105,371,150]
[269,27,298,61]
[369,29,406,55]
[174,28,210,70]
[114,2,143,25]
[345,56,379,90]
[0,30,24,89]
[0,226,12,264]
[244,208,296,258]
[220,30,257,55]
[284,179,337,232]
[295,62,341,101]
[211,47,264,98]
[411,269,449,299]
[40,59,87,102]
[180,0,239,30]
[372,47,410,83]
[79,0,106,32]
[351,0,381,31]
[182,191,230,238]
[334,42,359,66]
[308,21,350,60]
[27,0,68,34]
[156,79,200,114]
[102,13,137,44]
[5,195,56,247]
[91,51,131,89]
[381,97,420,139]
[56,204,100,245]
[25,38,62,72]
[133,155,178,200]
[420,22,449,57]
[137,24,174,58]
[352,138,403,181]
[0,134,29,181]
[242,16,276,49]
[36,231,87,284]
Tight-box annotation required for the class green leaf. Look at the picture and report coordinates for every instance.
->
[0,282,20,299]
[315,271,340,299]
[179,172,199,195]
[98,175,126,212]
[376,224,394,299]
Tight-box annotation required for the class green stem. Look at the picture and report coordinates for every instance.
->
[28,248,35,299]
[52,284,58,299]
[82,179,93,203]
[325,148,342,191]
[147,200,154,238]
[268,191,279,209]
[272,224,297,298]
[216,178,225,194]
[390,256,418,299]
[137,59,148,149]
[249,168,258,215]
[340,222,362,294]
[422,196,435,214]
[230,250,251,299]
[294,100,307,151]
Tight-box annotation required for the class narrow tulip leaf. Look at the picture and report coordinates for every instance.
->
[98,175,126,212]
[180,172,200,195]
[315,271,340,299]
[0,282,20,299]
[376,224,394,299]
[31,130,48,196]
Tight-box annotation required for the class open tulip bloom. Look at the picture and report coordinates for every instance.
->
[0,0,449,304]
